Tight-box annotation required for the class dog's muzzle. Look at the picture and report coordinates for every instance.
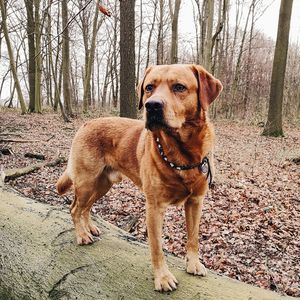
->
[145,99,165,130]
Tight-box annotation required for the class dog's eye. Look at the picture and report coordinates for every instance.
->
[145,84,154,93]
[173,83,186,93]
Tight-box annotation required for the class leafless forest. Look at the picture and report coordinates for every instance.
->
[0,0,299,126]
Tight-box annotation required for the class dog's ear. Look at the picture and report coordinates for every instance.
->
[137,66,152,110]
[192,65,223,111]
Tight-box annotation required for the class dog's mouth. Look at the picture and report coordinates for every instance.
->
[145,112,169,131]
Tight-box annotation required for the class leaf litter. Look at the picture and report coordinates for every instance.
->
[0,111,299,297]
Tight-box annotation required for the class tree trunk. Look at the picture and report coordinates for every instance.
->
[83,3,100,113]
[263,0,293,137]
[112,0,119,108]
[34,0,42,113]
[156,0,164,65]
[25,0,36,112]
[0,187,294,300]
[61,0,73,117]
[203,0,214,71]
[145,0,158,68]
[48,19,69,122]
[169,0,181,64]
[0,0,27,114]
[242,0,256,119]
[120,0,137,119]
[136,0,143,84]
[228,1,252,119]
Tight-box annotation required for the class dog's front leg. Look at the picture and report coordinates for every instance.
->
[146,201,178,292]
[184,196,207,276]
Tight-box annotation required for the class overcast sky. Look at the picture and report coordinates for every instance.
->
[180,0,300,44]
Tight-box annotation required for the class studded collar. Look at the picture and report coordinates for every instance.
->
[155,136,213,187]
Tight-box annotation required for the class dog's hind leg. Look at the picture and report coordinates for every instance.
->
[81,172,113,237]
[71,184,97,245]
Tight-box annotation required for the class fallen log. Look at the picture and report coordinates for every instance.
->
[0,186,294,300]
[3,157,66,181]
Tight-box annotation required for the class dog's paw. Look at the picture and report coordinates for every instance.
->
[76,231,94,245]
[154,267,178,292]
[186,255,207,276]
[89,224,101,237]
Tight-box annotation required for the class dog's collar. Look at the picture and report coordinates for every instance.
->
[155,137,213,187]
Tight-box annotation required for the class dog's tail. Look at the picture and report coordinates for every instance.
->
[56,170,73,195]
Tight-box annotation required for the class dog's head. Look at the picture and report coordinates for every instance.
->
[137,64,223,131]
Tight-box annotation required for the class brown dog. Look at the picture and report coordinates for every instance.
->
[56,64,222,292]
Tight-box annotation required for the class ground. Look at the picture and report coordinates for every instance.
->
[0,110,299,297]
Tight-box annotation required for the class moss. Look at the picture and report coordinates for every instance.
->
[262,129,284,137]
[0,287,31,300]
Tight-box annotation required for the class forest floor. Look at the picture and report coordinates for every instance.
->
[0,110,299,297]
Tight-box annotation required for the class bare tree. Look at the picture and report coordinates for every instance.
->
[156,0,164,65]
[203,0,214,71]
[24,0,36,112]
[0,0,27,114]
[61,0,73,117]
[34,0,42,113]
[145,0,158,68]
[83,2,102,113]
[120,0,136,118]
[263,0,294,136]
[169,0,181,64]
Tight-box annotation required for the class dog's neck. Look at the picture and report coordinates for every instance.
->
[151,117,214,166]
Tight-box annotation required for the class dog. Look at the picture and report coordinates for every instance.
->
[56,64,222,292]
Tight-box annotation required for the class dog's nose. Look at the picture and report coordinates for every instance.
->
[145,100,163,113]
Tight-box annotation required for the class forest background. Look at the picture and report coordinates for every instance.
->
[0,0,299,127]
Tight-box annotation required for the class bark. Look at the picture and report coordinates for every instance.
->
[136,0,143,84]
[156,0,164,65]
[62,0,73,117]
[120,0,136,118]
[0,186,295,300]
[47,14,68,122]
[203,0,214,71]
[102,53,111,107]
[25,0,36,112]
[34,0,42,113]
[242,0,256,119]
[263,0,293,137]
[79,1,92,107]
[53,4,61,112]
[169,0,181,64]
[211,0,227,74]
[111,1,119,108]
[83,3,101,113]
[0,0,27,114]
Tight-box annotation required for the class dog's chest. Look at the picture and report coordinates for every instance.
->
[165,172,208,205]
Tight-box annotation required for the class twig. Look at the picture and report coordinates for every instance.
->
[3,157,66,182]
[46,134,55,142]
[24,153,46,160]
[0,138,40,143]
[0,133,22,137]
